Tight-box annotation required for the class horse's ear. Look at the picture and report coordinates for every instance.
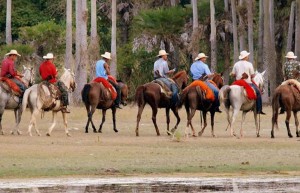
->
[261,70,266,76]
[220,71,224,76]
[23,65,27,70]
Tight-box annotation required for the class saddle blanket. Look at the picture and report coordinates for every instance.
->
[232,79,256,100]
[184,80,215,101]
[93,77,117,100]
[281,79,300,92]
[0,77,21,95]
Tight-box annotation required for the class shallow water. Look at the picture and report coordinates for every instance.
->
[0,177,299,193]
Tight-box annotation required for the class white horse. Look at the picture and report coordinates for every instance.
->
[22,68,76,136]
[219,71,266,138]
[0,66,34,135]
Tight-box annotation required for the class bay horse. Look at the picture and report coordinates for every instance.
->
[22,68,76,136]
[0,66,34,135]
[179,73,224,137]
[219,71,266,138]
[271,79,300,138]
[134,70,188,136]
[81,80,128,133]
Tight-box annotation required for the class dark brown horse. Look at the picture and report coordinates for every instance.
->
[134,70,188,136]
[271,81,300,138]
[179,73,224,137]
[82,80,128,133]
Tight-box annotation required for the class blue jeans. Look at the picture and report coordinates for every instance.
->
[205,81,220,109]
[155,78,179,106]
[250,83,262,113]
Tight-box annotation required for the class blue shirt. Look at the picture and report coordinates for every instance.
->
[190,60,211,80]
[95,59,108,79]
[153,58,170,78]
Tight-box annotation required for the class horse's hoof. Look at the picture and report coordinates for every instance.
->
[93,130,97,133]
[46,133,50,137]
[198,132,203,137]
[113,129,118,133]
[192,134,197,137]
[17,131,22,135]
[257,134,260,138]
[288,135,293,138]
[212,135,217,138]
[66,133,71,137]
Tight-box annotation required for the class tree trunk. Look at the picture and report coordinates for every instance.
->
[210,0,217,71]
[257,0,264,71]
[170,0,177,6]
[224,0,230,84]
[65,0,74,70]
[247,0,254,64]
[231,0,239,63]
[6,0,12,45]
[238,0,245,51]
[295,0,300,57]
[190,0,199,60]
[111,0,117,77]
[287,1,295,53]
[74,0,88,104]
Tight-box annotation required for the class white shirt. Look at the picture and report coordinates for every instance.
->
[153,58,170,78]
[232,60,255,83]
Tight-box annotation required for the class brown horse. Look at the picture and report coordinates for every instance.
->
[271,81,300,138]
[134,70,188,136]
[81,80,128,133]
[179,73,224,137]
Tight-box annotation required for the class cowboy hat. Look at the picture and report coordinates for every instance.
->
[101,52,111,60]
[285,51,297,59]
[157,50,169,57]
[239,50,250,60]
[43,53,54,59]
[5,49,21,57]
[195,53,208,61]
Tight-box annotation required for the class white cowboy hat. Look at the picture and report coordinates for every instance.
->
[101,52,111,60]
[285,51,297,59]
[157,50,169,57]
[239,50,250,60]
[43,53,54,59]
[5,49,21,57]
[194,53,208,61]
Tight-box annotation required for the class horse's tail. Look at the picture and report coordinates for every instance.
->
[81,84,91,104]
[22,87,32,112]
[178,87,189,109]
[271,89,281,129]
[134,85,145,107]
[219,85,231,109]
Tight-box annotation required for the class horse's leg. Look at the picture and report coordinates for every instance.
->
[229,108,239,137]
[253,111,259,137]
[210,111,216,137]
[186,108,196,137]
[62,112,70,136]
[240,111,247,138]
[285,110,293,138]
[293,111,299,137]
[170,107,180,133]
[111,108,118,133]
[46,111,57,136]
[12,109,22,135]
[271,107,279,138]
[151,105,160,136]
[98,109,106,133]
[225,107,231,131]
[199,111,208,137]
[28,109,41,136]
[88,106,97,133]
[166,108,170,134]
[84,104,91,133]
[0,113,3,135]
[135,104,145,137]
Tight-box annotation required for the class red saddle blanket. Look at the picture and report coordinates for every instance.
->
[232,79,256,100]
[184,80,215,101]
[92,77,117,100]
[0,77,21,95]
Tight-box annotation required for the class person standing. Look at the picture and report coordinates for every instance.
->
[39,53,70,113]
[231,50,265,115]
[190,53,221,112]
[95,51,122,109]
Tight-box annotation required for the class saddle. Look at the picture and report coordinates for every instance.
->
[152,79,172,98]
[183,80,215,101]
[281,79,300,102]
[0,77,22,96]
[92,77,117,100]
[38,81,62,111]
[232,79,257,100]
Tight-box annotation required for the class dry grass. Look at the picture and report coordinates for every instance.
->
[0,105,299,179]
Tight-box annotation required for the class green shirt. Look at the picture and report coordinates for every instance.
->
[282,59,300,81]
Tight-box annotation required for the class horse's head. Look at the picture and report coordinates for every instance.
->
[172,70,189,90]
[60,68,76,92]
[253,70,266,93]
[118,81,128,106]
[211,72,224,89]
[22,65,35,87]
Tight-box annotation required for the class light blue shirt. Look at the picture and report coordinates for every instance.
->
[190,60,211,80]
[153,58,169,78]
[95,59,108,79]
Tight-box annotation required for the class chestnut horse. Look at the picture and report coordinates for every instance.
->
[82,80,128,133]
[134,70,188,136]
[271,80,300,138]
[179,73,224,137]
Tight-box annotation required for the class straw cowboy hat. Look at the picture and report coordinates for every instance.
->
[5,49,21,57]
[195,53,208,61]
[43,53,54,59]
[101,52,111,60]
[239,50,250,60]
[285,51,297,59]
[157,50,169,57]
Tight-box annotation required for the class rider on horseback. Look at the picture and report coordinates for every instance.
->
[231,50,266,115]
[0,50,26,104]
[190,53,222,113]
[153,50,178,106]
[95,52,122,109]
[39,53,70,113]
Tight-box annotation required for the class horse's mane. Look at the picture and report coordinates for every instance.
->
[172,70,186,80]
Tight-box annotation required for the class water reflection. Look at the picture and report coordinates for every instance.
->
[0,177,299,193]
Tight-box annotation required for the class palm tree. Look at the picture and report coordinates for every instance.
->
[210,0,217,71]
[65,0,73,70]
[287,1,295,53]
[111,0,117,77]
[295,0,300,57]
[223,0,231,84]
[237,0,245,51]
[257,0,264,71]
[190,0,199,60]
[6,0,12,45]
[231,0,239,62]
[247,0,254,63]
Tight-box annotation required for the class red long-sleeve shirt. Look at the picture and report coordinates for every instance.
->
[1,57,17,77]
[39,60,57,83]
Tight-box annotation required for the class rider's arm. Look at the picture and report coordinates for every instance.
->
[104,63,111,75]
